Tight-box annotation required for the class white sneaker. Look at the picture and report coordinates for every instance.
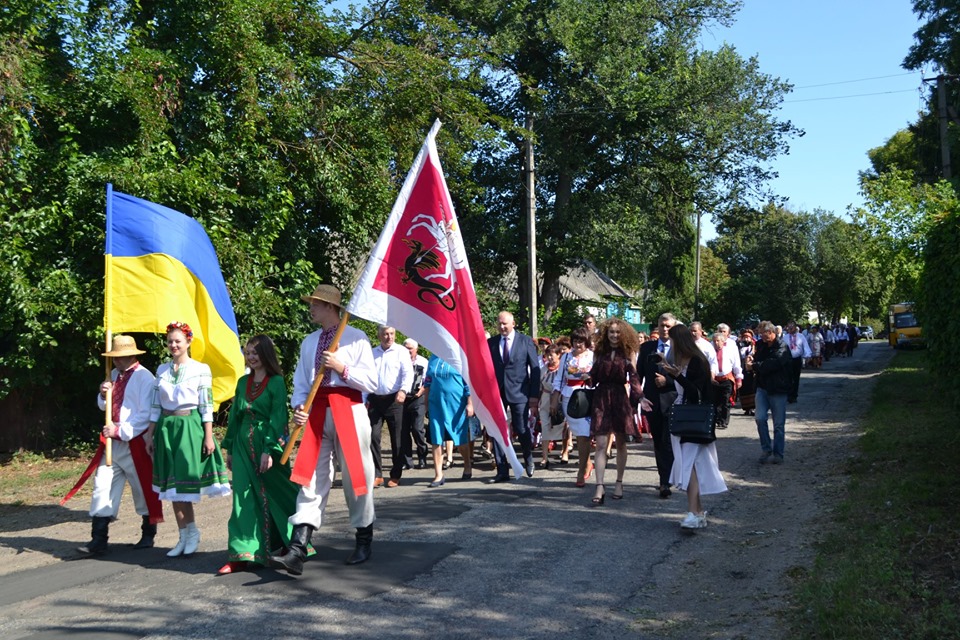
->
[680,511,708,529]
[183,523,200,556]
[167,528,187,557]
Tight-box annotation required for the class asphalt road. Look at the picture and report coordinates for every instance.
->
[0,340,895,640]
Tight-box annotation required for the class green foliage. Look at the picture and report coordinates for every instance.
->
[707,202,815,325]
[920,195,960,404]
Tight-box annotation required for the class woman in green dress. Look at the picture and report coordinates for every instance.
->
[147,321,231,557]
[217,335,308,575]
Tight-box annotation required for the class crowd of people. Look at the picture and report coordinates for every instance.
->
[71,284,859,573]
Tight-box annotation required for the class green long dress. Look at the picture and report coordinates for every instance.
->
[221,374,308,564]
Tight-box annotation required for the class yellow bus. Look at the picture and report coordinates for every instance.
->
[888,302,923,348]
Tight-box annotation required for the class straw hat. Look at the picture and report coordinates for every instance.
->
[102,335,146,357]
[301,284,342,308]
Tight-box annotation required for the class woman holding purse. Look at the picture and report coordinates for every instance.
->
[661,324,727,530]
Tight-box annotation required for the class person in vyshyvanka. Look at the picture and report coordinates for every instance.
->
[217,335,312,575]
[269,285,379,576]
[147,321,231,558]
[72,335,163,556]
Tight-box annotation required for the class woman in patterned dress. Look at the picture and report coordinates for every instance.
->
[217,335,309,575]
[146,321,231,557]
[550,327,595,487]
[588,318,650,505]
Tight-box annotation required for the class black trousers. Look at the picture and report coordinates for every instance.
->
[789,357,802,402]
[644,404,674,488]
[712,379,734,428]
[368,394,404,480]
[401,396,428,465]
[493,401,533,477]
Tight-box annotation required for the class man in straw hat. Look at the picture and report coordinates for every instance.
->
[269,284,380,575]
[66,335,163,555]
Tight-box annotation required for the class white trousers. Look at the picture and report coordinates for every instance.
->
[89,440,150,519]
[290,403,376,530]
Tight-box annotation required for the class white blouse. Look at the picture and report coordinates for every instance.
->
[149,359,214,423]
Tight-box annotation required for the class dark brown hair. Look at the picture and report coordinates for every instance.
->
[246,334,284,378]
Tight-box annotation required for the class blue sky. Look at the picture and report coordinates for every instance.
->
[702,0,927,228]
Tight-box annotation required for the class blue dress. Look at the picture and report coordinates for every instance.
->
[424,355,470,446]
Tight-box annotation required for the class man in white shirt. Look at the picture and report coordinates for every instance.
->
[67,335,162,556]
[823,324,836,361]
[690,322,719,375]
[711,331,743,430]
[368,325,414,487]
[784,321,812,403]
[270,284,379,575]
[401,338,430,469]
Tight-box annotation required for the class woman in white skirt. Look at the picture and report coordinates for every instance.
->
[661,324,727,529]
[538,344,566,468]
[550,327,595,487]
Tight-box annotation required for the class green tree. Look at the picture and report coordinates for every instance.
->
[708,203,815,325]
[429,0,799,325]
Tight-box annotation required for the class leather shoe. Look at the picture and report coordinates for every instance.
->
[386,478,400,488]
[486,475,509,484]
[525,460,534,477]
[428,478,445,488]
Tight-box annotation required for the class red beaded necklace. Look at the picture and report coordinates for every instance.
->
[246,374,269,402]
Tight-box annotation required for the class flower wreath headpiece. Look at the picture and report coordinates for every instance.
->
[166,321,194,340]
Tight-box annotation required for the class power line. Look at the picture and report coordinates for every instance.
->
[794,72,919,90]
[785,88,919,103]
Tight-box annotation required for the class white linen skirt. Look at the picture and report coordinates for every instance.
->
[539,391,566,441]
[669,435,728,495]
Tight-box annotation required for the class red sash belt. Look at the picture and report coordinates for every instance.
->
[566,380,585,387]
[60,434,164,524]
[290,387,368,496]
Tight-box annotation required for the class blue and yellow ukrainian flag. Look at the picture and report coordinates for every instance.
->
[105,184,244,405]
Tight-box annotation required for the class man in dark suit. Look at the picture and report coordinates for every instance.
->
[487,311,541,482]
[638,312,677,498]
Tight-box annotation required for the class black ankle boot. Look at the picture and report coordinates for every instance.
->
[133,515,157,549]
[346,524,373,565]
[78,517,111,555]
[269,524,313,575]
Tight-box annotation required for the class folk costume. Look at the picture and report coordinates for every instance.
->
[270,284,379,575]
[65,336,163,555]
[222,374,311,566]
[150,359,231,501]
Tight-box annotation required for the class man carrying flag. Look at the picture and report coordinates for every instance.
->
[269,284,379,575]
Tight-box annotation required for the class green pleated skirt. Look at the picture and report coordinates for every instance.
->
[152,410,231,502]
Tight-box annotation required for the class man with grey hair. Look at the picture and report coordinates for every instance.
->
[401,338,429,469]
[690,321,719,375]
[368,325,413,487]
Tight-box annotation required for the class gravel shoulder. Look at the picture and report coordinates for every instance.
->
[0,341,892,639]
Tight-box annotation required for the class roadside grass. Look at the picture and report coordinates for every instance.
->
[792,350,960,638]
[0,451,90,504]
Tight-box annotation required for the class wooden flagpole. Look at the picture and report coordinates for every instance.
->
[103,184,114,466]
[279,313,351,465]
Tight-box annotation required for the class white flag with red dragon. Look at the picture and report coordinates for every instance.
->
[347,119,523,478]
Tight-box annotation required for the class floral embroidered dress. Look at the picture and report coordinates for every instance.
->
[150,359,231,501]
[221,375,310,564]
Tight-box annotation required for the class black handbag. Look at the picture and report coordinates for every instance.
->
[566,388,594,419]
[667,403,716,442]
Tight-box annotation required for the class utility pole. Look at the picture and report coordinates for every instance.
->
[525,116,538,338]
[937,74,953,180]
[693,206,701,321]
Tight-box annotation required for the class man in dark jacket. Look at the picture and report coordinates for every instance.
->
[487,311,541,482]
[749,320,793,464]
[637,312,678,497]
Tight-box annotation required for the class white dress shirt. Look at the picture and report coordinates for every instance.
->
[98,364,155,440]
[291,325,379,408]
[714,342,743,380]
[695,337,720,375]
[786,331,812,359]
[371,342,414,396]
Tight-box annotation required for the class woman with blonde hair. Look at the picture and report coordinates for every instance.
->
[588,318,649,504]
